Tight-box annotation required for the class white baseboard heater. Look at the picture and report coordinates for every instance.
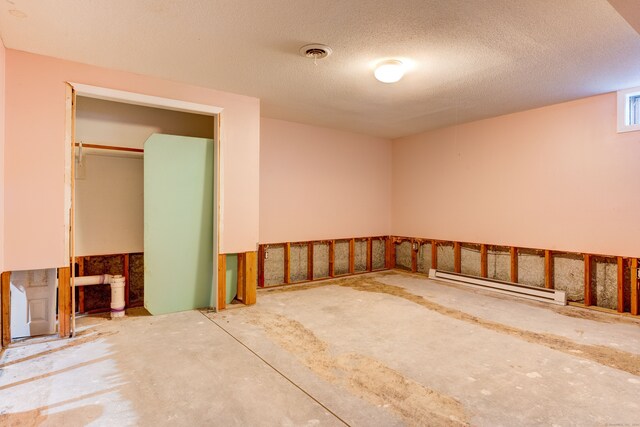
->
[428,269,567,306]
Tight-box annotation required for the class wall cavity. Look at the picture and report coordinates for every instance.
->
[518,249,545,287]
[264,244,285,285]
[334,241,349,275]
[554,253,584,303]
[372,239,386,270]
[437,243,454,272]
[354,240,367,272]
[313,242,330,279]
[395,241,412,270]
[461,244,481,276]
[417,242,432,273]
[290,244,308,283]
[487,246,510,281]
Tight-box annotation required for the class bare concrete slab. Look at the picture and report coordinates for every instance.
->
[0,310,340,426]
[3,272,639,426]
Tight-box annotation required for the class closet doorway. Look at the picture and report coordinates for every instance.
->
[66,83,222,336]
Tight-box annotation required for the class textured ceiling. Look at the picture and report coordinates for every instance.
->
[1,0,640,139]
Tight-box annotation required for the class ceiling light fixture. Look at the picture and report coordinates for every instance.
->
[374,60,405,83]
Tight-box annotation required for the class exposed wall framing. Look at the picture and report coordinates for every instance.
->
[218,251,257,309]
[73,252,143,314]
[391,235,640,316]
[1,272,11,348]
[259,236,390,288]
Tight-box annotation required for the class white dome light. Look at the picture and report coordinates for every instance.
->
[374,60,405,83]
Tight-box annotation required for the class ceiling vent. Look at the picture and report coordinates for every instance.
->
[299,44,332,63]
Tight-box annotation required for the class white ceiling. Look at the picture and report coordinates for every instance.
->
[1,0,640,139]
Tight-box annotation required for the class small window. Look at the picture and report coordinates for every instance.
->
[617,86,640,133]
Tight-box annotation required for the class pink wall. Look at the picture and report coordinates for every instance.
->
[260,118,391,243]
[392,93,640,258]
[0,40,5,272]
[4,49,260,271]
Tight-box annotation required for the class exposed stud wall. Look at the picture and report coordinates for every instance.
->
[417,243,432,273]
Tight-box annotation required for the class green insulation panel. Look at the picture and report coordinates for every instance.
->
[226,254,238,304]
[144,134,214,315]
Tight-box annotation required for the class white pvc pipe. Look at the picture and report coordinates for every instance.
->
[74,274,113,287]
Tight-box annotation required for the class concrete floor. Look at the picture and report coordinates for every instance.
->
[1,271,639,426]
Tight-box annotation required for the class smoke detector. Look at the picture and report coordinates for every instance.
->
[299,44,332,64]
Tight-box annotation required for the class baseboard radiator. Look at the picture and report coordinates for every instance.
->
[428,269,567,306]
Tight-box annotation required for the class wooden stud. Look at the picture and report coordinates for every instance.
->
[244,252,257,305]
[77,257,85,313]
[366,238,373,272]
[617,256,624,313]
[431,240,438,269]
[510,247,518,283]
[123,254,130,308]
[349,239,355,274]
[284,242,291,284]
[454,242,461,273]
[584,254,592,307]
[1,272,11,348]
[385,237,396,269]
[329,240,335,277]
[257,245,265,288]
[411,240,418,272]
[631,258,638,316]
[217,254,226,311]
[58,267,71,338]
[480,244,488,278]
[236,253,246,302]
[307,242,314,281]
[544,250,554,289]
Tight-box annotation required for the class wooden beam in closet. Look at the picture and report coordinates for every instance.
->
[58,267,71,338]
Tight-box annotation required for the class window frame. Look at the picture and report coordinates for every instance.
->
[617,86,640,133]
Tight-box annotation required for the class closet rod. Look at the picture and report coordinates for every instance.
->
[74,143,144,153]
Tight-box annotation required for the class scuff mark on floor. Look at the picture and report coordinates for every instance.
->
[243,310,469,427]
